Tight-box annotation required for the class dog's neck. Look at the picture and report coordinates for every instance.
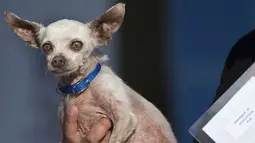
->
[59,51,102,85]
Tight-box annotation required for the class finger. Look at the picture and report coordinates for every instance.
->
[64,105,80,143]
[86,118,112,142]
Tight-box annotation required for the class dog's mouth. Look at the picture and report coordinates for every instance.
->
[50,67,78,76]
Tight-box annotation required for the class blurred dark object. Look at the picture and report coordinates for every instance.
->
[214,29,255,103]
[119,0,168,115]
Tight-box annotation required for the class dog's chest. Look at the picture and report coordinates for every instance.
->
[76,98,107,137]
[60,89,108,137]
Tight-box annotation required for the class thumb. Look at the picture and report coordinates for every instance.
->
[64,105,81,143]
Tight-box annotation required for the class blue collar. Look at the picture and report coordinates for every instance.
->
[56,63,101,95]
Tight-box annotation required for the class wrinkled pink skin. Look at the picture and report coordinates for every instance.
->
[59,66,177,143]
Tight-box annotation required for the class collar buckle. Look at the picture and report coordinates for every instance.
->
[72,78,90,95]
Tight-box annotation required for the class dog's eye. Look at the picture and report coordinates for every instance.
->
[70,41,83,51]
[42,43,53,54]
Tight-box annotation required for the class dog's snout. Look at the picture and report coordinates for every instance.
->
[52,56,66,68]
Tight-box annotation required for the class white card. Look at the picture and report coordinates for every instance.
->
[224,107,255,140]
[202,76,255,143]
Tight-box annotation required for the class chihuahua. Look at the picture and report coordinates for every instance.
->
[4,3,177,143]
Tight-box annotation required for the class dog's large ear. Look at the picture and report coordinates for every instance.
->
[89,3,125,46]
[4,12,44,48]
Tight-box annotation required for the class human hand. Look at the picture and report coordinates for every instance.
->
[62,105,112,143]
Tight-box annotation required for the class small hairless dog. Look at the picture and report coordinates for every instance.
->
[4,3,177,143]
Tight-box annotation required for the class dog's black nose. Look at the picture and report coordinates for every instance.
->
[52,56,66,68]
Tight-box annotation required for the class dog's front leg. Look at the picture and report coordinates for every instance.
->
[109,110,137,143]
[95,91,138,143]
